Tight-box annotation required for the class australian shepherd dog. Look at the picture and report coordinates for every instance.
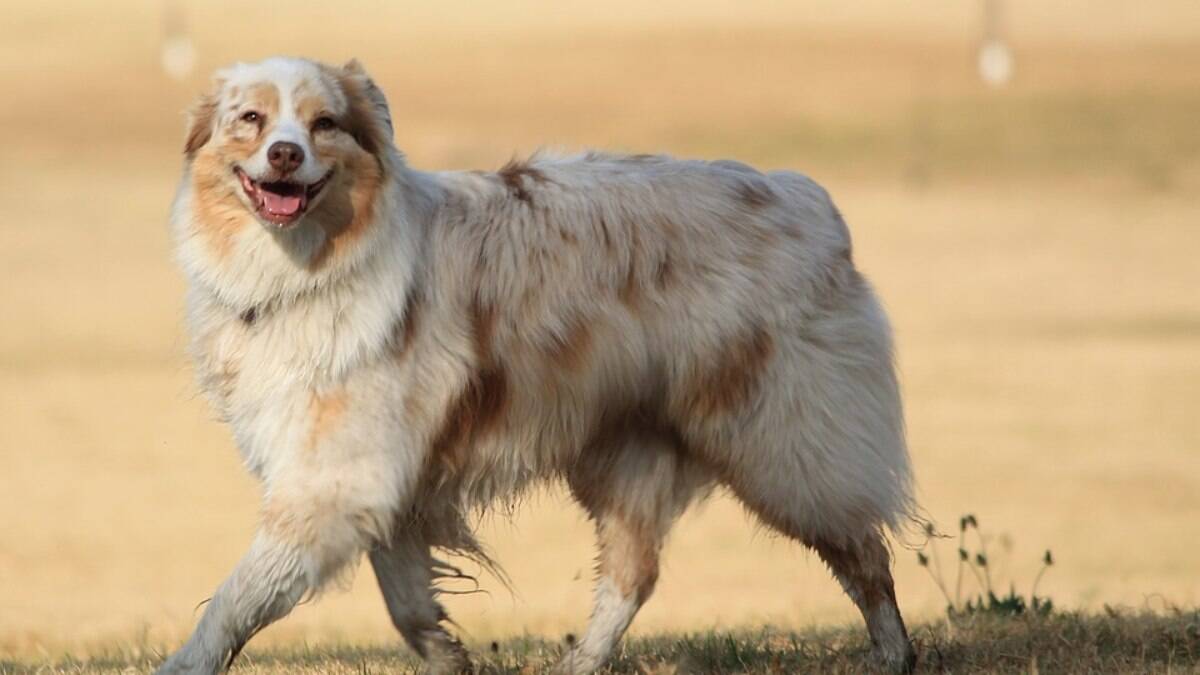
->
[158,56,917,674]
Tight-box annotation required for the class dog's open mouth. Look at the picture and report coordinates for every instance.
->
[236,167,332,227]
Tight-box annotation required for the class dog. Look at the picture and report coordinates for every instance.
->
[158,56,917,674]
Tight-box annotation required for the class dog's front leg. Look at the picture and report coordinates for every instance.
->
[155,529,328,674]
[158,379,422,673]
[156,480,405,675]
[370,530,472,673]
[158,495,406,673]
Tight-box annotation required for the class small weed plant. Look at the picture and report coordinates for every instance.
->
[917,514,1054,618]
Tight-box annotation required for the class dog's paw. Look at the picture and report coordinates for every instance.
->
[420,631,473,675]
[154,654,218,675]
[550,647,609,675]
[873,640,918,674]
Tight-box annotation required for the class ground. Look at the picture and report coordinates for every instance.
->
[1,0,1198,665]
[6,611,1200,673]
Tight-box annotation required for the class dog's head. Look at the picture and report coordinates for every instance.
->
[183,57,393,230]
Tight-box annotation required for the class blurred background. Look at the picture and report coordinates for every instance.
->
[2,0,1198,657]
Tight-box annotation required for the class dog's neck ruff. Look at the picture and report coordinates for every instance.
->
[173,157,437,387]
[174,152,431,312]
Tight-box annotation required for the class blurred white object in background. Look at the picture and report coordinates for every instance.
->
[978,39,1013,87]
[162,35,196,81]
[978,0,1013,87]
[161,0,195,80]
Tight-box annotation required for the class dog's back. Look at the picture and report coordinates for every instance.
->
[416,152,910,535]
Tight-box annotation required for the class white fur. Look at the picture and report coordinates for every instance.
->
[157,57,917,674]
[556,579,641,674]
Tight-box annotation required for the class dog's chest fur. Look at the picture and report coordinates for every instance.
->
[186,256,412,478]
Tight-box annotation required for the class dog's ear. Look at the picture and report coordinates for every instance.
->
[340,59,394,149]
[184,92,219,158]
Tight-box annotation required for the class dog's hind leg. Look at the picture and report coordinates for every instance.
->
[723,464,916,673]
[369,529,472,674]
[554,434,710,675]
[806,531,916,673]
[698,282,917,672]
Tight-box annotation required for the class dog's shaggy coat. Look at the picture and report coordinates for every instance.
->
[157,57,917,674]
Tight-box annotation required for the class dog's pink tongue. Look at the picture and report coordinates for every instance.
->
[262,192,303,216]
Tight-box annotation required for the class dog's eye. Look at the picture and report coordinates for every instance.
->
[240,111,262,124]
[312,116,337,132]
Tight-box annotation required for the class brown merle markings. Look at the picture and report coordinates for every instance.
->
[568,410,694,603]
[618,260,640,309]
[618,248,679,302]
[186,83,282,260]
[617,222,643,309]
[654,250,674,290]
[341,60,395,138]
[739,216,781,268]
[190,151,252,259]
[391,290,423,361]
[184,94,218,157]
[305,141,384,271]
[469,297,499,362]
[738,243,766,270]
[544,315,593,372]
[571,405,686,514]
[735,176,779,209]
[497,158,548,203]
[683,325,775,417]
[245,82,281,115]
[596,215,614,253]
[224,83,279,142]
[599,515,661,602]
[307,388,349,450]
[780,221,807,241]
[295,92,332,129]
[430,299,508,472]
[653,212,679,240]
[307,174,382,270]
[334,68,391,159]
[805,532,908,651]
[297,69,393,270]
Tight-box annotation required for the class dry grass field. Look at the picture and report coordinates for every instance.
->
[2,0,1199,668]
[8,611,1200,674]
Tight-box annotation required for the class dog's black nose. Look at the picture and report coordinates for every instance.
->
[267,141,304,174]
